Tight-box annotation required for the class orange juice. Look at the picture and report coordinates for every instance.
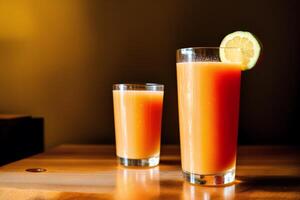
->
[177,62,241,175]
[113,88,163,161]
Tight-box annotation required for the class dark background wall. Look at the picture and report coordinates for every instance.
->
[0,0,299,149]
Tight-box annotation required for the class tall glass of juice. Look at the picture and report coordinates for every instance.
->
[113,83,164,167]
[176,47,242,185]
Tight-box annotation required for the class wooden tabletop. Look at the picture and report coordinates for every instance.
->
[0,145,299,200]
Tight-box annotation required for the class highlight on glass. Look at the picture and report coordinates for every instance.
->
[113,83,164,167]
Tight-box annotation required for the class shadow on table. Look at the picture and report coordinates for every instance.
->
[159,159,181,166]
[237,176,300,191]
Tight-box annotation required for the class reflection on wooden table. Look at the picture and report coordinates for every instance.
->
[182,181,235,200]
[115,167,160,200]
[0,145,299,199]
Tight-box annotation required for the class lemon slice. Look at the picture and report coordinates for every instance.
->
[220,31,261,70]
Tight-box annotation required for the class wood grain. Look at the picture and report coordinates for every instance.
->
[0,145,299,199]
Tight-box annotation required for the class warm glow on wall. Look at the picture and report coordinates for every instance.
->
[0,1,34,39]
[0,0,97,149]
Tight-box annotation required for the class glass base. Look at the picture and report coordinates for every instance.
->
[118,156,159,167]
[183,169,235,186]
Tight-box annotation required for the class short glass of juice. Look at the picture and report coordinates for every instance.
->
[176,47,242,185]
[113,83,164,167]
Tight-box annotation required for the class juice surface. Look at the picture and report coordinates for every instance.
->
[177,62,241,174]
[113,90,163,159]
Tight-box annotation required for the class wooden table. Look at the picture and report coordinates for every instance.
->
[0,145,299,199]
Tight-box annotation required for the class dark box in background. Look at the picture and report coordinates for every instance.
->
[0,115,44,166]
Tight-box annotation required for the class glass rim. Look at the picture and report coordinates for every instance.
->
[177,47,240,52]
[113,83,164,91]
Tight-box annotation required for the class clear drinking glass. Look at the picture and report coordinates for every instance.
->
[113,83,164,167]
[176,47,242,185]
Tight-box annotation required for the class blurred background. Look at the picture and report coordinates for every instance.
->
[0,0,299,149]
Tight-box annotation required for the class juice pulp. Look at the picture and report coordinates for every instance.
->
[177,62,241,175]
[113,90,163,159]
